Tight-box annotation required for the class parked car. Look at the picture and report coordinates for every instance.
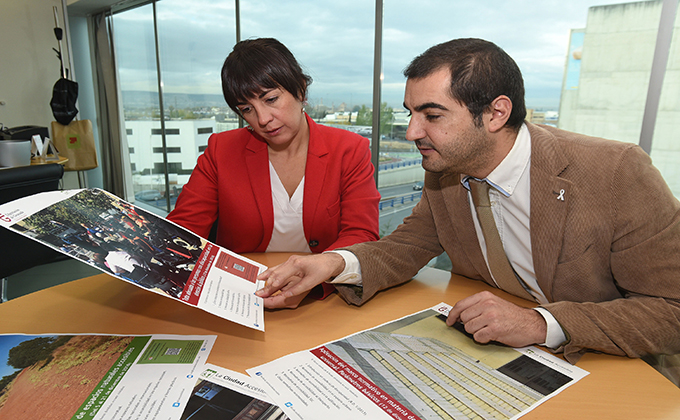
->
[135,190,162,201]
[412,181,424,191]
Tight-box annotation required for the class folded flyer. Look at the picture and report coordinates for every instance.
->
[0,188,266,331]
[247,303,589,420]
[0,333,215,420]
[182,364,289,419]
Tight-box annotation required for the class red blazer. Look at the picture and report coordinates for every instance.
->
[168,114,380,254]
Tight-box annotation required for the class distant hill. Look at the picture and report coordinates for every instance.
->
[122,91,226,109]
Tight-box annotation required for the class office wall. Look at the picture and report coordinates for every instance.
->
[0,0,104,189]
[0,0,66,129]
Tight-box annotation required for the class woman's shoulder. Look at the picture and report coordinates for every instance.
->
[206,127,262,152]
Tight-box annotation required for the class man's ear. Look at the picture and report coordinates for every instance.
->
[486,95,513,133]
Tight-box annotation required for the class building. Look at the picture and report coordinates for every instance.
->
[558,0,680,196]
[125,119,215,192]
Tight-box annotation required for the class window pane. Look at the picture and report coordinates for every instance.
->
[156,0,237,211]
[651,3,680,198]
[114,0,237,213]
[241,1,375,119]
[382,0,646,266]
[112,4,169,212]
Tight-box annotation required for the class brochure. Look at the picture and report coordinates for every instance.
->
[0,188,266,331]
[247,303,589,420]
[182,364,289,419]
[0,333,215,420]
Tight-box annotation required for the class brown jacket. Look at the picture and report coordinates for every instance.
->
[338,123,680,363]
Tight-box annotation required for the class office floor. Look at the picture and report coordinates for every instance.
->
[4,259,100,301]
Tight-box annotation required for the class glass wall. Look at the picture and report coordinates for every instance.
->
[651,2,680,196]
[112,3,168,209]
[112,0,237,212]
[110,0,679,225]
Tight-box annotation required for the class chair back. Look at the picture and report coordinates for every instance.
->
[0,164,66,278]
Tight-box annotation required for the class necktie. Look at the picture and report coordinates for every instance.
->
[468,179,534,301]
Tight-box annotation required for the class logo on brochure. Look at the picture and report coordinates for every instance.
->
[285,402,293,408]
[173,402,180,408]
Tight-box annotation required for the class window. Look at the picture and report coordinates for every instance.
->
[151,128,179,135]
[113,0,236,212]
[153,147,181,153]
[110,0,678,221]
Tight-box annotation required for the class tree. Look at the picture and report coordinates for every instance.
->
[354,103,394,136]
[356,105,371,126]
[7,336,70,369]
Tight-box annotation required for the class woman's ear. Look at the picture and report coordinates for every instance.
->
[487,95,513,133]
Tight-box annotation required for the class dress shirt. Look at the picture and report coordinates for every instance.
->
[331,123,566,348]
[265,161,312,253]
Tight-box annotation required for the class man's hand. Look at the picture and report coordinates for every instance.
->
[256,253,346,309]
[446,291,547,348]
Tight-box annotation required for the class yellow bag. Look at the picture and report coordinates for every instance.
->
[51,119,98,171]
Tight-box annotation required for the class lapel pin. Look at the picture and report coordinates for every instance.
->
[556,189,565,201]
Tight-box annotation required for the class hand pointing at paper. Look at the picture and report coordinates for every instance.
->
[256,253,346,309]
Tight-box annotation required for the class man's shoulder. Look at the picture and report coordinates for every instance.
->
[528,123,644,173]
[530,123,637,154]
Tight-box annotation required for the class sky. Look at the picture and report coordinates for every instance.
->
[112,0,626,111]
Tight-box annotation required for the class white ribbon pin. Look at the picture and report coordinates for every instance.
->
[556,189,565,201]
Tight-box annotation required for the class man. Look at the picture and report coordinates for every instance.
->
[256,38,680,367]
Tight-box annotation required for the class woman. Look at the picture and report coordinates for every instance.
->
[168,38,380,305]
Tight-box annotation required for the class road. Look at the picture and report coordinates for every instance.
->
[378,182,422,236]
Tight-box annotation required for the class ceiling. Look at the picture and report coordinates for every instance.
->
[66,0,140,16]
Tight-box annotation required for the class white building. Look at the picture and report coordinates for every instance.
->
[125,119,216,190]
[558,0,680,196]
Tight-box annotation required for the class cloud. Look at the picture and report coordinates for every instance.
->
[112,0,624,109]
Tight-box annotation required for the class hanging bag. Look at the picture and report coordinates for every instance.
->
[51,119,98,171]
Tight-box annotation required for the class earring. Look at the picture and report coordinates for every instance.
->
[247,125,253,132]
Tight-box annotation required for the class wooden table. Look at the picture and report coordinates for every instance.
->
[1,253,678,419]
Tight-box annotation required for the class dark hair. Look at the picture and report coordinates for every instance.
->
[221,38,312,114]
[403,38,526,130]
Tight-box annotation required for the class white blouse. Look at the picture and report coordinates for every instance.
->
[265,161,312,253]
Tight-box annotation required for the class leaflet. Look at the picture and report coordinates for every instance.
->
[0,333,215,420]
[181,364,289,419]
[247,303,589,420]
[0,188,266,331]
